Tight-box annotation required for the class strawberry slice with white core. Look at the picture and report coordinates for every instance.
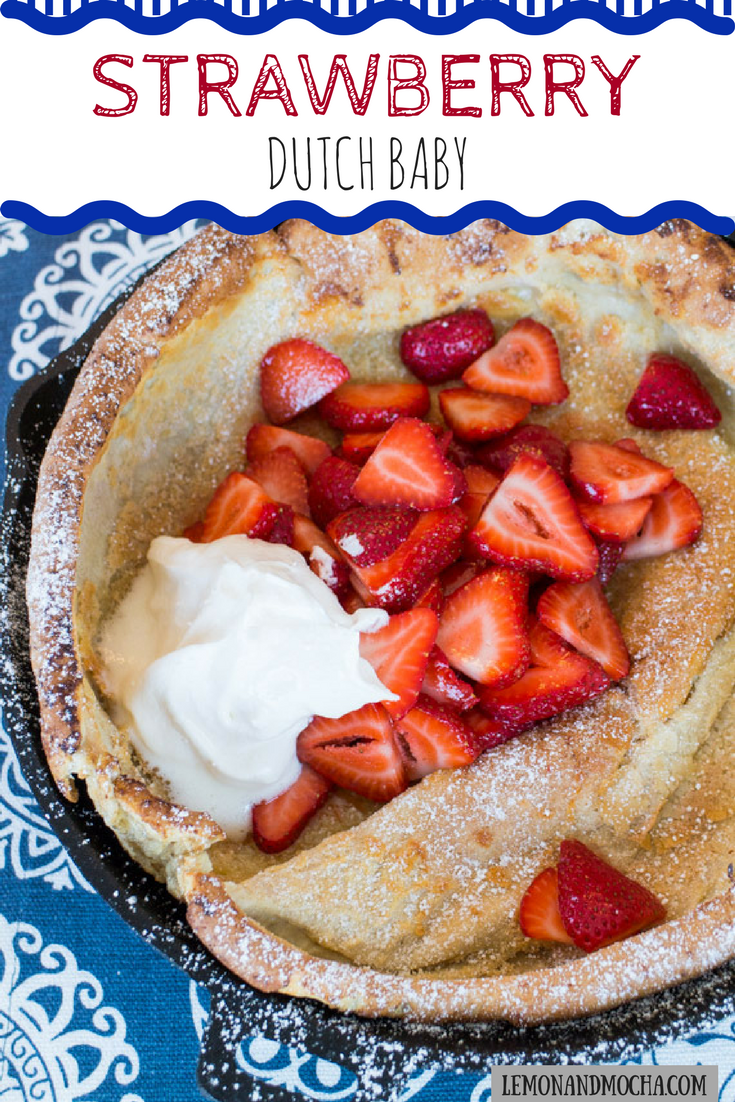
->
[569,441,674,505]
[557,839,666,953]
[437,567,530,686]
[321,382,430,432]
[438,388,531,444]
[463,318,568,405]
[576,496,653,543]
[519,866,573,944]
[251,766,332,854]
[537,578,630,681]
[479,619,610,728]
[245,423,331,476]
[394,696,481,781]
[297,703,406,802]
[260,339,350,425]
[248,446,310,516]
[359,607,438,720]
[470,454,599,582]
[422,646,478,712]
[200,472,279,542]
[292,514,349,596]
[622,480,703,561]
[353,418,460,511]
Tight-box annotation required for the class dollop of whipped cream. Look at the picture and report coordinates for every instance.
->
[99,535,393,838]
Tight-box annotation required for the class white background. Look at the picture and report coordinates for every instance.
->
[1,18,733,217]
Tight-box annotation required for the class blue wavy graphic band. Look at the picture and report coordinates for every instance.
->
[2,0,732,33]
[4,200,733,238]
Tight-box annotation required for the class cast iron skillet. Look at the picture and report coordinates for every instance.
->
[4,264,735,1102]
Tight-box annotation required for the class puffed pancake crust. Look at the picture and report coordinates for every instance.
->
[26,220,735,1024]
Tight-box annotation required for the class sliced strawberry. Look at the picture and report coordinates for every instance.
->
[353,418,460,511]
[297,703,406,802]
[339,431,386,465]
[596,539,624,587]
[437,567,530,687]
[465,708,522,751]
[321,382,430,432]
[479,618,610,728]
[622,480,703,561]
[615,437,642,455]
[459,465,500,531]
[394,696,481,781]
[569,441,674,505]
[245,423,331,476]
[248,447,310,515]
[470,454,599,582]
[477,424,570,481]
[359,608,438,720]
[626,353,721,431]
[519,866,573,945]
[415,577,445,616]
[400,308,495,384]
[330,506,467,613]
[260,339,350,425]
[422,646,478,712]
[200,472,279,543]
[308,455,360,529]
[537,578,630,681]
[183,520,204,542]
[251,766,332,853]
[439,388,530,444]
[557,839,666,953]
[441,560,480,597]
[292,513,349,596]
[463,318,568,405]
[265,504,295,547]
[576,496,652,543]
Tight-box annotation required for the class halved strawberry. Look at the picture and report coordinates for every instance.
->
[297,703,406,802]
[292,513,349,596]
[251,766,332,854]
[359,608,438,720]
[622,480,703,561]
[576,496,652,543]
[400,308,495,383]
[330,506,467,613]
[439,388,531,444]
[437,567,530,686]
[321,382,430,432]
[519,866,573,944]
[626,353,721,431]
[459,465,500,531]
[245,423,331,476]
[260,339,350,425]
[465,708,522,751]
[557,839,666,953]
[415,577,445,616]
[394,696,481,781]
[248,447,310,515]
[596,539,624,587]
[479,618,610,728]
[200,472,279,543]
[477,424,570,481]
[537,578,630,681]
[353,418,462,511]
[308,455,360,529]
[463,318,568,405]
[470,454,599,582]
[421,646,478,712]
[265,504,295,547]
[569,441,674,505]
[339,431,386,465]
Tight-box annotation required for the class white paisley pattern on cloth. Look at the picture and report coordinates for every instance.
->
[0,723,90,892]
[8,220,205,381]
[0,911,145,1102]
[0,221,29,260]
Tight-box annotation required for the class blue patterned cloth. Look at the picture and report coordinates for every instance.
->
[2,218,735,1102]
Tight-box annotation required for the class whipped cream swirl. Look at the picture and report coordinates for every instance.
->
[100,535,392,837]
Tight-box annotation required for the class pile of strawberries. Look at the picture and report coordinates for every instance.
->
[184,308,718,873]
